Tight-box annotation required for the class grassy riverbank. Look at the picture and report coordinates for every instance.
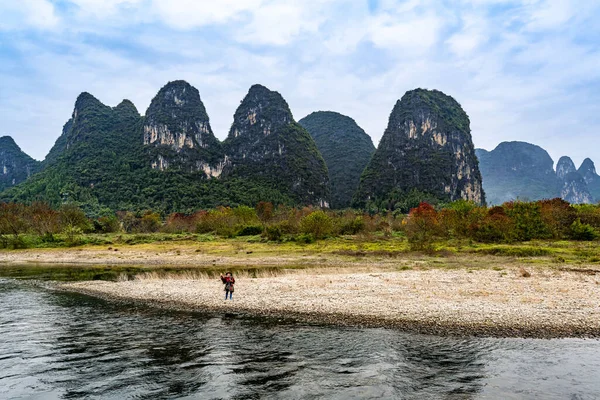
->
[1,234,599,280]
[3,234,598,337]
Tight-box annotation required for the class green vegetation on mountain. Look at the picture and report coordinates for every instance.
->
[143,80,223,171]
[1,81,330,214]
[299,111,375,209]
[0,136,41,192]
[477,141,559,205]
[578,158,600,202]
[223,84,330,206]
[354,89,484,211]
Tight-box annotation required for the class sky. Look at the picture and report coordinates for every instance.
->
[1,0,599,167]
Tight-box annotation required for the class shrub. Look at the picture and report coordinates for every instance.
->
[569,219,599,241]
[29,202,60,237]
[163,213,196,233]
[300,211,333,239]
[237,224,264,236]
[404,202,441,251]
[63,224,84,246]
[574,204,600,228]
[338,216,365,235]
[295,233,316,244]
[264,225,283,241]
[233,206,258,224]
[538,198,576,239]
[59,204,91,232]
[96,215,121,233]
[138,211,162,233]
[503,201,550,241]
[440,201,484,238]
[471,207,513,243]
[256,201,274,223]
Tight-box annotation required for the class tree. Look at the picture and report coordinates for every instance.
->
[300,210,333,239]
[29,202,60,238]
[0,203,28,248]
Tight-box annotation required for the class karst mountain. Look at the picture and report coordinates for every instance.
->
[354,89,484,210]
[1,81,330,213]
[299,111,375,209]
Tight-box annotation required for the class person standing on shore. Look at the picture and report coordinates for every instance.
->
[220,272,235,300]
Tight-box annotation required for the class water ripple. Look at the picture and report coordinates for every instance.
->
[1,280,599,399]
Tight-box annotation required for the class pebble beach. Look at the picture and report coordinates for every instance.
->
[63,266,600,338]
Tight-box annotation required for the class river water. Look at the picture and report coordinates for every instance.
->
[1,279,599,400]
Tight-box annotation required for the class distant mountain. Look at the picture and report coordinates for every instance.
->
[223,84,330,207]
[354,89,484,210]
[476,141,559,205]
[299,111,375,209]
[578,158,600,201]
[477,142,600,205]
[556,156,576,180]
[2,81,329,213]
[0,136,41,192]
[561,171,593,204]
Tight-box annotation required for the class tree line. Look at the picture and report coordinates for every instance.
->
[0,198,599,249]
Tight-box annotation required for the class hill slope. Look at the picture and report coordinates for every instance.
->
[223,84,330,206]
[578,158,600,202]
[299,111,374,209]
[354,89,484,210]
[0,136,41,192]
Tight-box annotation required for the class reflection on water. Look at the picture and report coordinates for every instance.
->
[1,279,599,399]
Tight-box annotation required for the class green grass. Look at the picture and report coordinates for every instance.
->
[1,233,600,282]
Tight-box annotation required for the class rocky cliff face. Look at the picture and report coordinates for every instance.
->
[143,81,223,175]
[354,89,484,209]
[0,136,40,191]
[561,172,593,204]
[477,142,559,205]
[2,81,334,212]
[578,158,600,201]
[223,84,330,206]
[299,111,375,209]
[556,156,576,180]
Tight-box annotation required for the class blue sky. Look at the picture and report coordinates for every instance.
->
[1,0,599,167]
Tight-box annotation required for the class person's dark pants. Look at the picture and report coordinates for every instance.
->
[225,290,232,300]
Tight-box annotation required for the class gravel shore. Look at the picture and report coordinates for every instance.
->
[63,266,600,338]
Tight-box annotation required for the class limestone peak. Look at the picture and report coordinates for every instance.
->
[556,156,576,180]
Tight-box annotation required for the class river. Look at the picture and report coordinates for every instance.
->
[1,279,599,399]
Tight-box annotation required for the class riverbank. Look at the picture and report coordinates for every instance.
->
[62,265,600,338]
[2,236,600,268]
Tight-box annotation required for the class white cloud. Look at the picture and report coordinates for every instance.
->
[368,13,442,52]
[1,0,600,166]
[446,13,489,56]
[150,0,263,29]
[0,0,59,30]
[526,0,573,31]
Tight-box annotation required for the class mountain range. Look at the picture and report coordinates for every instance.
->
[3,80,597,214]
[476,141,600,205]
[0,81,329,214]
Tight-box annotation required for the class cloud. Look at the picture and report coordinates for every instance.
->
[0,0,59,30]
[1,0,600,167]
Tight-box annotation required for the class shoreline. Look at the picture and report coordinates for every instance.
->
[61,267,600,339]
